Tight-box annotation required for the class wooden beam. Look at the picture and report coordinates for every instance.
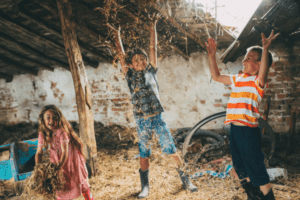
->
[152,4,207,50]
[0,72,13,82]
[0,46,54,71]
[57,0,97,177]
[18,10,111,63]
[104,2,190,60]
[0,32,70,70]
[36,1,108,48]
[0,11,98,68]
[0,56,38,75]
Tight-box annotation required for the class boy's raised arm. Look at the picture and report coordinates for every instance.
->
[149,13,161,69]
[107,24,128,74]
[258,30,280,87]
[205,38,231,85]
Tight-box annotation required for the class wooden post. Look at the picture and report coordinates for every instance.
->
[56,0,97,176]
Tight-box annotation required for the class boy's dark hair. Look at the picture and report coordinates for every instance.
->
[125,48,148,65]
[246,46,273,68]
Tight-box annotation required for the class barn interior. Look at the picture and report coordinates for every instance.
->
[0,0,300,199]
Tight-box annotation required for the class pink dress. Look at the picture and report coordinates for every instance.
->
[38,129,90,199]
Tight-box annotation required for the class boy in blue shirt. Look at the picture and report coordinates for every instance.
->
[108,14,197,199]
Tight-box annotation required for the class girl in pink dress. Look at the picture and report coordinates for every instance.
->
[35,105,94,200]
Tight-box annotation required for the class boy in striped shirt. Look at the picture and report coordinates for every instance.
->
[205,30,279,200]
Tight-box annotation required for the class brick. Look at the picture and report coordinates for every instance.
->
[275,77,283,82]
[223,93,231,97]
[112,98,126,102]
[200,100,206,104]
[273,48,289,56]
[111,108,126,112]
[285,116,291,123]
[271,100,285,105]
[283,88,293,93]
[268,83,288,89]
[289,83,297,88]
[215,99,222,103]
[268,72,276,77]
[214,104,222,107]
[276,117,284,122]
[273,89,284,94]
[265,90,272,94]
[283,76,294,81]
[270,105,280,109]
[277,94,288,99]
[290,92,300,98]
[277,71,293,77]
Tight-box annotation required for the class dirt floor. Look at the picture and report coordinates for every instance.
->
[1,124,300,200]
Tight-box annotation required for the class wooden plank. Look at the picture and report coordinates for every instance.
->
[0,11,98,68]
[0,72,13,82]
[36,0,108,47]
[56,0,98,177]
[0,56,38,75]
[18,10,111,63]
[0,32,70,70]
[0,45,54,71]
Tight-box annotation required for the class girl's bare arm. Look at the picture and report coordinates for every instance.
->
[35,145,43,164]
[58,141,68,169]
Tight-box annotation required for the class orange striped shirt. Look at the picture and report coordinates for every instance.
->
[224,73,266,127]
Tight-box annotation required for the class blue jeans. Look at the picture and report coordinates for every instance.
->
[135,113,177,158]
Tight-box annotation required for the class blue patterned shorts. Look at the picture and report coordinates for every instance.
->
[135,113,177,158]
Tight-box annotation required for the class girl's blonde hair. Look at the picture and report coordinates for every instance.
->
[38,105,85,160]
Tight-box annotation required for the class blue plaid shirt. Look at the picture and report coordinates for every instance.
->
[126,64,164,118]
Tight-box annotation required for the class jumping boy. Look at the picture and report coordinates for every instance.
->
[205,30,279,200]
[108,14,197,199]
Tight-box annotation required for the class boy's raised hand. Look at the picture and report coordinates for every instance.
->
[205,38,217,56]
[107,23,120,36]
[148,12,162,24]
[261,30,280,50]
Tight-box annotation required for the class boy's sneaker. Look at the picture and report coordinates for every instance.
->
[240,180,260,200]
[259,188,275,200]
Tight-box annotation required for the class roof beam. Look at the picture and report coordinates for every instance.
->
[105,1,189,60]
[152,4,207,50]
[18,10,112,63]
[0,72,13,82]
[0,32,70,70]
[36,0,105,42]
[0,56,38,75]
[0,46,54,71]
[0,11,98,68]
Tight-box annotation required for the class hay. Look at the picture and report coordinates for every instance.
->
[10,128,300,200]
[23,162,65,200]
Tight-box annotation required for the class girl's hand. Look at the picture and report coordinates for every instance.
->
[262,30,280,50]
[205,38,217,56]
[55,163,61,171]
